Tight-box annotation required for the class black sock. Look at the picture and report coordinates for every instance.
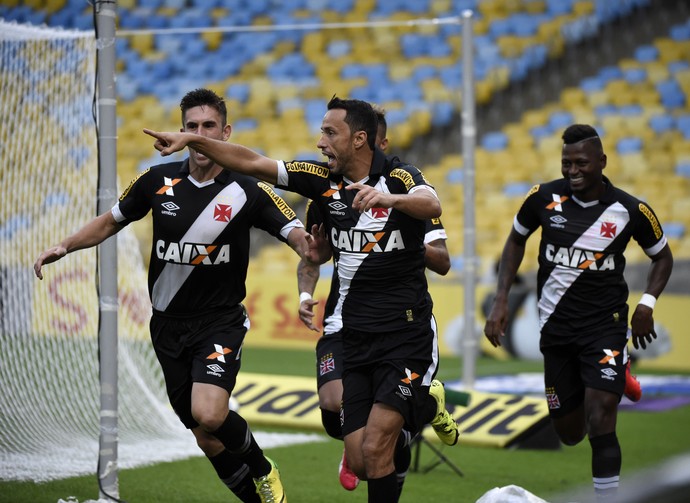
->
[589,432,621,500]
[321,408,343,440]
[394,435,411,496]
[211,411,271,478]
[367,471,398,503]
[208,449,260,503]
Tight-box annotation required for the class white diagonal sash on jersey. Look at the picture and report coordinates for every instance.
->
[332,179,391,327]
[538,202,630,328]
[152,181,247,312]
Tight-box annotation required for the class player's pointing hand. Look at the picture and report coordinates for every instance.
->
[143,129,191,156]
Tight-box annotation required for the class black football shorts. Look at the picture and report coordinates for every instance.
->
[541,326,628,418]
[150,305,248,428]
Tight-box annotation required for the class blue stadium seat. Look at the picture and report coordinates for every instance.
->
[548,110,574,130]
[623,67,647,84]
[668,60,690,74]
[432,101,455,127]
[530,125,553,142]
[676,161,690,178]
[669,22,690,41]
[42,191,71,210]
[677,114,690,139]
[446,169,463,185]
[648,114,675,134]
[663,222,685,239]
[503,182,533,197]
[634,44,659,63]
[481,131,508,152]
[580,75,606,93]
[656,80,685,109]
[0,214,32,241]
[598,65,624,83]
[616,137,643,154]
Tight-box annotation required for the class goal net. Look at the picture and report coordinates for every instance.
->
[0,20,195,482]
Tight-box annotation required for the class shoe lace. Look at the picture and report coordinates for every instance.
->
[256,475,277,503]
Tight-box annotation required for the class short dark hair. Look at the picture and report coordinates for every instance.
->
[327,96,378,150]
[372,104,387,139]
[562,124,602,150]
[180,88,227,126]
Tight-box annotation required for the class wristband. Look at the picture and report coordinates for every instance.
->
[638,293,656,309]
[299,292,312,304]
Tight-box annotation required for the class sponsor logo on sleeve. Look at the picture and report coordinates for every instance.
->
[258,181,297,219]
[285,161,329,178]
[639,203,662,239]
[390,168,415,190]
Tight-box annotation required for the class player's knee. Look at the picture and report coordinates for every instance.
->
[321,408,343,440]
[193,407,227,432]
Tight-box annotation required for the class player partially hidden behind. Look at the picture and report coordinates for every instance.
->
[34,89,319,503]
[296,106,451,493]
[484,124,673,501]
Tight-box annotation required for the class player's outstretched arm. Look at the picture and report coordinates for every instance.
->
[143,128,280,184]
[483,229,527,347]
[630,243,673,350]
[34,212,121,280]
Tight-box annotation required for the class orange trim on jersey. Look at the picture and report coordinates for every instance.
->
[546,196,569,209]
[156,178,182,194]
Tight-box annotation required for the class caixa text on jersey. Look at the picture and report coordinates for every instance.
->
[545,244,615,271]
[156,240,230,265]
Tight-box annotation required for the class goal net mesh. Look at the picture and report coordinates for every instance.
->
[0,20,195,482]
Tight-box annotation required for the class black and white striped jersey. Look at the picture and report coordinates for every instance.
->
[514,176,667,336]
[112,160,302,317]
[278,149,438,332]
[305,200,447,335]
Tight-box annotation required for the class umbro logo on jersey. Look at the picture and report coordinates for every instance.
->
[546,194,568,211]
[156,240,230,265]
[207,344,232,363]
[600,367,618,381]
[545,244,615,271]
[549,215,567,228]
[328,200,347,215]
[161,201,180,216]
[397,385,412,398]
[331,228,404,253]
[599,349,620,365]
[156,177,182,196]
